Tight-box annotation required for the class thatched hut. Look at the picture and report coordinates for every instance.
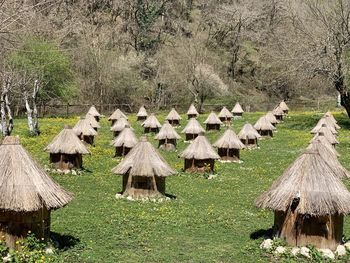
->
[238,122,261,148]
[108,109,128,126]
[265,112,279,127]
[213,128,245,162]
[231,102,244,118]
[73,117,98,145]
[254,116,276,137]
[312,125,339,147]
[44,126,90,170]
[180,133,220,173]
[86,113,101,131]
[87,105,101,121]
[186,104,199,119]
[111,126,138,157]
[310,133,339,158]
[204,112,222,131]
[181,118,205,141]
[112,136,176,198]
[166,108,182,126]
[273,106,284,121]
[136,106,148,121]
[324,112,340,129]
[279,101,289,115]
[218,107,233,123]
[142,113,162,133]
[311,118,338,135]
[0,136,72,249]
[110,117,130,137]
[155,121,181,151]
[256,144,350,250]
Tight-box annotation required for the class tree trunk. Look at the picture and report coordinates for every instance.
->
[24,91,34,135]
[1,77,12,136]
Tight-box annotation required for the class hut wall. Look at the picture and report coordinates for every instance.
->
[218,148,240,161]
[111,120,117,126]
[259,130,273,137]
[184,158,215,173]
[168,119,180,126]
[0,208,50,249]
[94,116,100,122]
[206,124,220,131]
[144,127,159,133]
[274,211,343,250]
[115,146,131,157]
[82,135,94,145]
[185,133,198,141]
[219,117,231,123]
[137,116,147,121]
[50,153,82,170]
[275,115,283,121]
[159,139,177,151]
[283,110,289,115]
[233,113,243,118]
[113,131,121,137]
[122,174,162,198]
[188,114,197,119]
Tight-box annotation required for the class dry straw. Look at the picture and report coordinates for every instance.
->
[111,126,138,148]
[180,134,220,160]
[254,116,276,131]
[186,104,199,116]
[73,118,98,136]
[231,102,244,114]
[213,128,245,149]
[136,106,148,118]
[181,118,205,134]
[142,113,162,128]
[110,117,130,132]
[87,105,101,117]
[265,112,279,125]
[85,113,101,129]
[238,122,261,140]
[218,107,233,119]
[108,109,128,121]
[166,108,182,121]
[155,122,181,140]
[204,112,222,125]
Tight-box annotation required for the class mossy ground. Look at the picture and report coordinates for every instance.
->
[10,111,350,262]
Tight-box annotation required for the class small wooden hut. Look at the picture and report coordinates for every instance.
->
[111,126,138,157]
[323,112,340,129]
[180,133,220,173]
[181,118,205,141]
[231,102,244,118]
[265,112,279,127]
[312,125,339,147]
[110,117,130,137]
[238,122,261,148]
[136,106,148,121]
[142,114,162,133]
[44,126,90,170]
[254,116,276,137]
[166,108,182,126]
[218,106,233,123]
[273,106,284,121]
[204,112,222,131]
[256,145,350,250]
[279,101,289,115]
[311,117,338,135]
[85,113,101,131]
[73,117,98,145]
[112,136,176,198]
[0,136,72,249]
[186,104,199,119]
[213,128,245,162]
[155,121,181,151]
[108,109,128,126]
[87,105,101,122]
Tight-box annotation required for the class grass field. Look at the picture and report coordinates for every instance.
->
[10,110,350,262]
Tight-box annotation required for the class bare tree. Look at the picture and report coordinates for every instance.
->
[0,75,13,136]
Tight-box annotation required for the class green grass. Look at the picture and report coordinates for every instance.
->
[10,111,350,262]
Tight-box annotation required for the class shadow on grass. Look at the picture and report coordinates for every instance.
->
[50,232,81,251]
[165,193,177,199]
[250,228,273,240]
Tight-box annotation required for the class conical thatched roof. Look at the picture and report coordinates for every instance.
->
[0,136,73,212]
[181,118,205,134]
[73,118,98,136]
[136,106,148,117]
[86,113,101,129]
[155,122,181,140]
[324,112,339,126]
[204,112,222,124]
[279,101,289,111]
[87,105,101,117]
[256,146,350,216]
[186,104,199,116]
[213,128,245,149]
[310,134,339,157]
[110,117,130,132]
[108,109,128,121]
[44,127,90,154]
[180,134,220,160]
[111,127,138,148]
[312,126,339,145]
[254,116,276,131]
[311,118,337,134]
[112,137,176,177]
[265,112,279,125]
[218,107,233,119]
[232,102,244,114]
[166,108,182,121]
[273,105,284,116]
[238,122,261,140]
[142,114,162,128]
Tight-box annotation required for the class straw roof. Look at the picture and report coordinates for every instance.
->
[111,127,138,148]
[181,118,205,134]
[186,104,199,116]
[204,112,223,124]
[112,136,176,177]
[213,128,245,149]
[180,134,220,160]
[110,117,130,132]
[256,145,350,216]
[155,122,181,140]
[87,105,101,117]
[238,122,262,140]
[324,113,341,129]
[310,134,339,157]
[86,113,101,129]
[166,108,182,121]
[265,112,279,125]
[0,136,73,212]
[218,107,233,119]
[136,106,148,117]
[232,102,244,113]
[311,118,338,134]
[142,114,162,128]
[312,126,339,145]
[73,118,98,136]
[254,116,276,131]
[45,127,90,154]
[279,101,289,111]
[108,109,128,121]
[273,105,284,116]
